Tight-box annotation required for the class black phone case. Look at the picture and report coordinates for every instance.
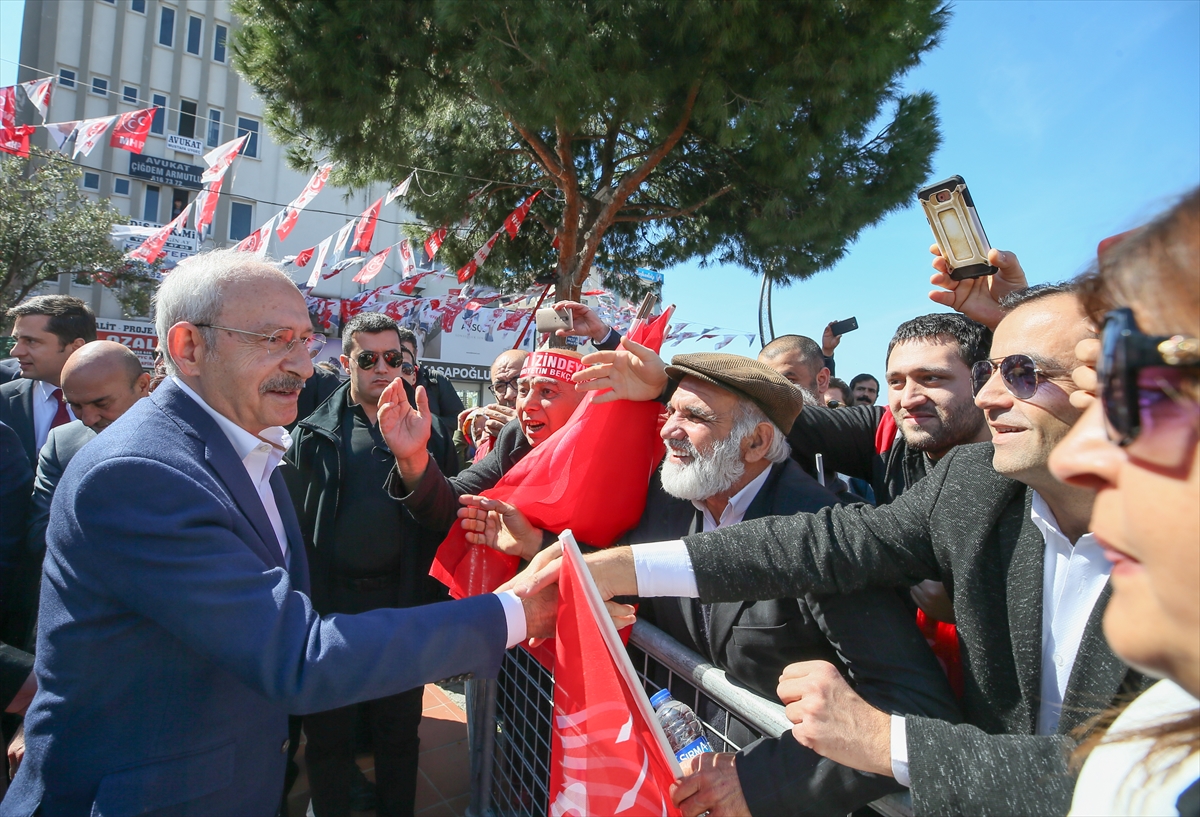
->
[918,175,998,280]
[829,317,858,336]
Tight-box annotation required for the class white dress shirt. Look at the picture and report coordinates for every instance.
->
[173,378,530,648]
[628,489,1113,787]
[32,379,76,454]
[173,377,291,563]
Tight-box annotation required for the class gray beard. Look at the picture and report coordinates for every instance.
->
[660,434,746,501]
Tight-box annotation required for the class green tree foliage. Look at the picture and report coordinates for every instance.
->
[234,0,947,298]
[0,149,158,320]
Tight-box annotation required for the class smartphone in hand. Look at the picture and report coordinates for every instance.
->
[918,175,998,280]
[829,317,859,337]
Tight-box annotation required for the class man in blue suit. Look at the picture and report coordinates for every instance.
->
[2,251,555,817]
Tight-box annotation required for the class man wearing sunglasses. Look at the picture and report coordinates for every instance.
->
[5,252,558,817]
[284,312,459,817]
[548,283,1148,817]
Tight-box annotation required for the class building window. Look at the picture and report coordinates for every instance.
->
[159,6,175,47]
[229,202,253,241]
[178,100,197,139]
[122,85,139,105]
[236,117,259,158]
[206,109,222,148]
[58,68,76,88]
[150,93,167,134]
[186,16,202,55]
[143,185,160,222]
[213,24,227,63]
[91,77,108,96]
[99,0,115,4]
[83,172,101,190]
[130,0,146,13]
[114,178,130,196]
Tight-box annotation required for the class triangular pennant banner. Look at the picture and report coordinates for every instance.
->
[351,197,383,253]
[72,114,117,158]
[305,235,334,289]
[44,120,78,150]
[353,246,392,284]
[201,134,248,183]
[397,238,417,278]
[503,190,542,239]
[19,77,53,122]
[456,227,503,284]
[0,87,15,132]
[276,163,333,240]
[109,106,157,154]
[127,203,192,265]
[425,227,448,260]
[191,177,223,236]
[384,171,414,206]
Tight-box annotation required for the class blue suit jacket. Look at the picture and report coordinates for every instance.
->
[2,379,508,817]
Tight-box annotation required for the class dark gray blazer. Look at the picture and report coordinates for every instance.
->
[0,378,37,465]
[29,421,98,557]
[629,460,960,816]
[682,441,1147,817]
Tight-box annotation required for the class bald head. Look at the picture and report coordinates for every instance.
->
[758,335,828,397]
[61,341,151,431]
[490,349,528,408]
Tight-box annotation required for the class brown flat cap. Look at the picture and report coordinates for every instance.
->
[667,352,804,433]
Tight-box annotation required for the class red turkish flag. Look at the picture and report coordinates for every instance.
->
[424,227,448,259]
[109,106,157,153]
[353,245,392,284]
[429,309,673,600]
[549,532,682,817]
[503,190,541,239]
[351,197,383,253]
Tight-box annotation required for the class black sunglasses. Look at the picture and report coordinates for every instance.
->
[355,350,412,375]
[1099,308,1200,445]
[971,354,1073,400]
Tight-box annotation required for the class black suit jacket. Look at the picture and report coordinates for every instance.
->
[0,358,20,385]
[0,378,36,465]
[628,460,959,816]
[683,441,1148,816]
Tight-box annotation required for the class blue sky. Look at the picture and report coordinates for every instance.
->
[4,1,1199,380]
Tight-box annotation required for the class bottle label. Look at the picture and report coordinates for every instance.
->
[674,735,713,762]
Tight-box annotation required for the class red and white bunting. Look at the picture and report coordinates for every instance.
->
[72,115,117,158]
[305,235,334,288]
[20,78,53,122]
[0,125,35,158]
[351,197,383,254]
[352,246,392,284]
[127,202,192,265]
[397,238,416,278]
[0,86,16,132]
[425,227,448,260]
[201,134,248,183]
[503,190,541,239]
[109,106,157,154]
[191,176,223,236]
[291,246,316,268]
[384,171,415,206]
[234,214,277,257]
[456,227,503,284]
[276,163,333,240]
[44,120,78,150]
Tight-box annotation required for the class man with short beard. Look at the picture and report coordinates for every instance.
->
[460,354,959,816]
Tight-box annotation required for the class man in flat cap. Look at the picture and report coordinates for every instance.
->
[462,353,958,817]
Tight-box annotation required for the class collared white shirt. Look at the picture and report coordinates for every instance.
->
[693,465,773,532]
[628,489,1113,787]
[1031,491,1110,735]
[172,377,290,563]
[33,379,76,454]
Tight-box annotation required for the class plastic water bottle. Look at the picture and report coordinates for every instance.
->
[649,689,713,763]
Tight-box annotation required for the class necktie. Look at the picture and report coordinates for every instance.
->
[50,388,71,429]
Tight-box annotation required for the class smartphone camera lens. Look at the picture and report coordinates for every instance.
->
[935,190,951,203]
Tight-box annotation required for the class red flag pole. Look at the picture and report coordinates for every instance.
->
[513,283,553,350]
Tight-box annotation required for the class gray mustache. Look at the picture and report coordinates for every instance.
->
[260,375,305,394]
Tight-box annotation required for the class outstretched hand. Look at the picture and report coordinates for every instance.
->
[574,338,668,404]
[377,379,432,483]
[928,245,1029,330]
[457,495,543,561]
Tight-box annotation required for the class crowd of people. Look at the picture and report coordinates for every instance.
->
[0,187,1196,817]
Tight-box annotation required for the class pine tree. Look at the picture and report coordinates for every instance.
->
[234,0,947,298]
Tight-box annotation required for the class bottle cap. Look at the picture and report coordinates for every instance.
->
[649,689,673,710]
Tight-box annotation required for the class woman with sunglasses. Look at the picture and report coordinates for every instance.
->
[1049,189,1200,816]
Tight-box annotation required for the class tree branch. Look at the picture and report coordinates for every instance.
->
[612,184,733,222]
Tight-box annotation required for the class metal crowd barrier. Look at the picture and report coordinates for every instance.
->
[465,619,912,817]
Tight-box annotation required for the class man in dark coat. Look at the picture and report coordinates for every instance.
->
[460,353,960,816]
[285,312,456,817]
[561,286,1148,816]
